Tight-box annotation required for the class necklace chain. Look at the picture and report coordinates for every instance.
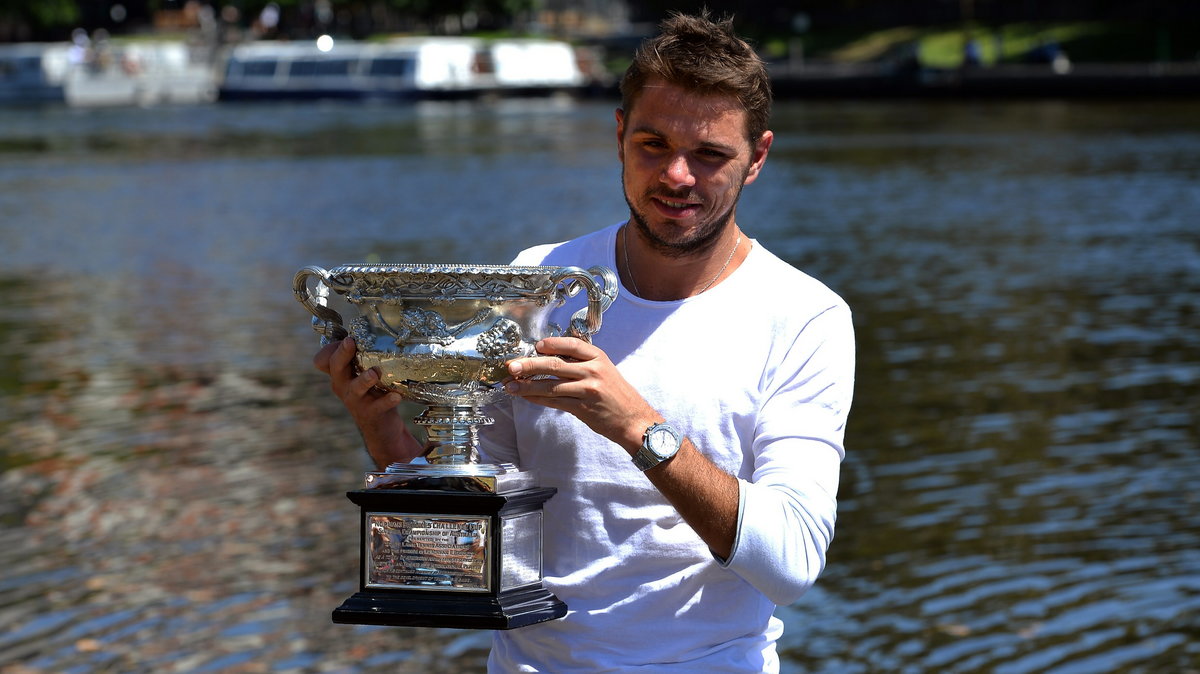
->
[622,224,741,298]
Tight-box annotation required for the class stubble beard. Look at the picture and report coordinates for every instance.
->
[622,168,747,261]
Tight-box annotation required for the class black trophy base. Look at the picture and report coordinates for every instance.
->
[336,485,566,631]
[333,583,567,630]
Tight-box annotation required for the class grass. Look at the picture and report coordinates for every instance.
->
[917,22,1118,68]
[762,21,1200,67]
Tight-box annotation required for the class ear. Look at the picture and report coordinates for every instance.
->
[615,108,626,163]
[743,130,773,186]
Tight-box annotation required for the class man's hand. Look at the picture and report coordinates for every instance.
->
[504,336,738,558]
[313,338,423,467]
[503,337,659,455]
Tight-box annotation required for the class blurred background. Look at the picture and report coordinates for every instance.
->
[1,2,1198,673]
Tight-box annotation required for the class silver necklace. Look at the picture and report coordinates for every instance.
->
[622,224,741,298]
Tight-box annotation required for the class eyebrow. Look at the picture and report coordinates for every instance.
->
[628,124,739,155]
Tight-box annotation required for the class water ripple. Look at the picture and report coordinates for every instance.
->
[2,99,1199,673]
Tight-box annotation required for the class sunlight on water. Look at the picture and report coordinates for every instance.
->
[0,98,1198,673]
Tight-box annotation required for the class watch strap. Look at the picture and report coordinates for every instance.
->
[632,444,660,472]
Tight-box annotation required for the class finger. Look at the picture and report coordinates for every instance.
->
[505,375,576,404]
[365,389,405,415]
[312,341,340,374]
[328,338,358,382]
[506,376,583,400]
[350,367,384,398]
[508,354,578,380]
[508,337,608,378]
[534,337,600,361]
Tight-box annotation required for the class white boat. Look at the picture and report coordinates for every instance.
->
[64,41,218,107]
[0,40,217,107]
[218,37,586,101]
[486,39,591,93]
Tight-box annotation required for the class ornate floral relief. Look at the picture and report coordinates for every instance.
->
[331,265,561,303]
[349,316,376,350]
[373,306,492,346]
[476,318,523,361]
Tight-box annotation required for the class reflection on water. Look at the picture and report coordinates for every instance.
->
[1,98,1198,673]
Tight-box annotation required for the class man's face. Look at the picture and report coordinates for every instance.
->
[617,79,772,258]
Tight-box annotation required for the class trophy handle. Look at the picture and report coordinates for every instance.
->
[551,265,618,343]
[293,265,349,342]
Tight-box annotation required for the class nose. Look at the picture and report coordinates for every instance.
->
[661,153,695,190]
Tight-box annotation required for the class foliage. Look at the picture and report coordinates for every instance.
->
[781,21,1200,66]
[0,0,79,30]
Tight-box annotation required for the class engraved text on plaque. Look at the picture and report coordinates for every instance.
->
[366,513,490,591]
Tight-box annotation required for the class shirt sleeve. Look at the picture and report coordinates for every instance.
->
[718,302,855,606]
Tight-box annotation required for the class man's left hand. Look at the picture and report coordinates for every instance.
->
[505,336,739,557]
[504,337,657,453]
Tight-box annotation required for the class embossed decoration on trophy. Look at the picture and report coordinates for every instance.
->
[294,263,617,629]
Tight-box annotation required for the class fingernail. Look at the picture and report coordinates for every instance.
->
[504,381,519,394]
[341,339,354,350]
[508,361,523,376]
[362,369,377,381]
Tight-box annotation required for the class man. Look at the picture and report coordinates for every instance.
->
[315,12,854,672]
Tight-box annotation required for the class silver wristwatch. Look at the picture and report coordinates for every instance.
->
[632,421,682,472]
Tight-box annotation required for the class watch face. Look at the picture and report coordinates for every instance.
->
[648,427,678,458]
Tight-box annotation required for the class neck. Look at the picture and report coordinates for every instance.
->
[620,221,747,301]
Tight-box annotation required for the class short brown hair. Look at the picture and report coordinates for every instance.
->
[619,11,772,146]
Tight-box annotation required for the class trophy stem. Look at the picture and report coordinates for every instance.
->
[415,404,495,465]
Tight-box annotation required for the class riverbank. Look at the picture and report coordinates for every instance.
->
[5,17,1199,108]
[572,19,1200,100]
[766,61,1200,99]
[751,20,1200,99]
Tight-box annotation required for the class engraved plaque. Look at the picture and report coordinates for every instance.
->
[366,513,490,592]
[334,486,566,629]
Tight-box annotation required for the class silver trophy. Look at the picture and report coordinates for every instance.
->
[293,263,616,629]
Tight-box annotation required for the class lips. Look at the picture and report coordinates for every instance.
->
[651,195,701,218]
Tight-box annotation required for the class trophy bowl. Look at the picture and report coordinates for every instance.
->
[294,263,617,468]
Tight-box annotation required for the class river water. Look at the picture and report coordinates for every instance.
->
[1,96,1197,673]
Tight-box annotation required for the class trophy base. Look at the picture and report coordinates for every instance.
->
[336,483,566,631]
[332,583,567,630]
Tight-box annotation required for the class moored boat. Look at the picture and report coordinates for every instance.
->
[0,43,70,104]
[217,36,586,101]
[0,40,217,107]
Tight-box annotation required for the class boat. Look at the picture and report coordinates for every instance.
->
[0,43,70,104]
[217,36,586,101]
[63,41,218,107]
[0,40,217,107]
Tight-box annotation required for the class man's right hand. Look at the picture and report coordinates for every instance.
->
[313,338,423,467]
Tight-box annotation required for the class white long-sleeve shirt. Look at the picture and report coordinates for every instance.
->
[479,223,855,672]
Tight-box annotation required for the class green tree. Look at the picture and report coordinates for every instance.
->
[0,0,80,34]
